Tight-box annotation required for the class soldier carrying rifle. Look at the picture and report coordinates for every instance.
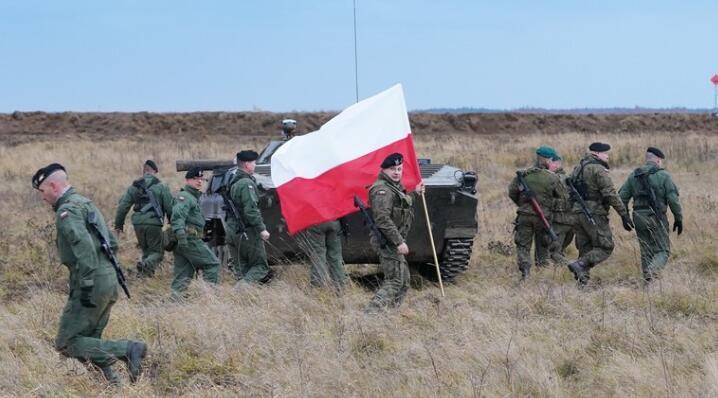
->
[508,146,564,281]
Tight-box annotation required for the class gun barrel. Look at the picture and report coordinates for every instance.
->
[176,159,235,172]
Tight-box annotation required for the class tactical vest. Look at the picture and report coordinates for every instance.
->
[571,158,604,201]
[132,178,158,214]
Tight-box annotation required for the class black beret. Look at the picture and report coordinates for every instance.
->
[144,159,158,172]
[185,167,204,179]
[380,153,403,169]
[237,150,259,162]
[589,142,611,152]
[32,163,66,189]
[646,147,665,159]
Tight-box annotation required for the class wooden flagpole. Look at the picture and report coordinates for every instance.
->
[421,191,445,297]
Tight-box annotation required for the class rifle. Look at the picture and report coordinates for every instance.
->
[87,211,131,298]
[515,171,559,241]
[219,185,247,239]
[634,169,669,229]
[133,179,164,222]
[353,195,387,248]
[566,177,596,225]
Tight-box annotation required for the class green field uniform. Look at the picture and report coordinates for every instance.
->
[54,188,134,383]
[619,161,682,280]
[170,185,219,297]
[508,165,563,277]
[366,173,416,310]
[114,175,174,276]
[227,170,270,284]
[535,169,575,266]
[569,154,628,270]
[298,220,346,289]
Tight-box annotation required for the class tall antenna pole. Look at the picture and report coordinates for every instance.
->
[353,0,359,103]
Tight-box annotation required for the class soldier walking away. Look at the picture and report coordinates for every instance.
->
[619,147,683,284]
[32,163,146,385]
[535,155,575,266]
[229,150,273,288]
[281,118,297,140]
[567,142,634,287]
[297,219,347,290]
[365,153,425,313]
[114,160,174,277]
[508,146,564,281]
[170,167,220,299]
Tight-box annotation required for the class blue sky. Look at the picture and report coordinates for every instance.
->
[1,0,716,112]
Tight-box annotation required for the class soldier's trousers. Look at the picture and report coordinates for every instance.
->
[367,245,410,310]
[535,221,574,266]
[633,210,671,278]
[573,212,614,268]
[237,228,270,284]
[55,270,129,376]
[133,224,164,274]
[226,227,241,280]
[514,214,551,273]
[298,221,346,289]
[171,238,220,296]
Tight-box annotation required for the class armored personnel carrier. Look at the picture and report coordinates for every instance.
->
[176,140,479,281]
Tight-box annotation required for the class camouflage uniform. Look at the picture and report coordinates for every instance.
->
[535,168,575,266]
[53,187,144,384]
[227,169,271,284]
[114,175,174,276]
[366,172,416,310]
[508,165,563,278]
[619,161,682,280]
[297,220,346,289]
[569,153,628,274]
[170,185,220,297]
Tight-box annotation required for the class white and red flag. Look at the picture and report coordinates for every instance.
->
[271,84,421,234]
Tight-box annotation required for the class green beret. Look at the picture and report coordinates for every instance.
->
[535,146,558,160]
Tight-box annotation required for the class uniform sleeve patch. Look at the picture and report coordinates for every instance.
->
[60,211,69,219]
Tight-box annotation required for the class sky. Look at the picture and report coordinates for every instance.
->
[1,0,717,112]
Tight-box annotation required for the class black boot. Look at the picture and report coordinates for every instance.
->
[123,341,147,383]
[568,260,589,287]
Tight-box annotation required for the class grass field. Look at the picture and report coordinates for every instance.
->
[1,129,717,397]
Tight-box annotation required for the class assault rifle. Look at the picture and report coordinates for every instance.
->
[133,179,164,222]
[218,185,247,239]
[87,211,131,298]
[353,195,387,248]
[515,171,559,241]
[634,169,669,229]
[566,178,596,225]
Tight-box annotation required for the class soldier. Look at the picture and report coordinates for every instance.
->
[619,147,683,283]
[567,142,634,286]
[170,167,220,298]
[281,119,297,140]
[297,219,347,290]
[32,163,146,385]
[229,150,272,288]
[508,146,564,280]
[366,153,425,313]
[114,160,174,277]
[535,155,575,266]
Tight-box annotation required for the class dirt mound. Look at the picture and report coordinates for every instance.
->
[1,111,716,145]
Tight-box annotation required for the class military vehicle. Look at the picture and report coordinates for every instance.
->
[176,139,479,281]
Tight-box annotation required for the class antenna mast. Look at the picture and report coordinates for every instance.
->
[353,0,359,103]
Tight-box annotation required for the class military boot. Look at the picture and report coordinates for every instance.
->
[122,341,147,383]
[100,365,121,386]
[519,267,530,282]
[568,260,590,287]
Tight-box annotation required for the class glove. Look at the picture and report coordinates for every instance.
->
[80,287,96,308]
[673,220,683,235]
[621,215,634,232]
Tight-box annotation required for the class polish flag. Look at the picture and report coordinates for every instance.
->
[271,84,421,234]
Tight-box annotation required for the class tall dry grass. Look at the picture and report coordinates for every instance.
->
[0,130,717,397]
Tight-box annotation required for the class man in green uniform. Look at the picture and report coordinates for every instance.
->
[114,160,174,277]
[297,219,346,290]
[170,167,220,298]
[32,163,146,385]
[567,142,634,286]
[619,147,683,283]
[535,156,575,266]
[227,150,272,287]
[366,153,425,312]
[508,146,564,280]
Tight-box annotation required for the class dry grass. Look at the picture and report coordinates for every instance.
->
[1,130,717,397]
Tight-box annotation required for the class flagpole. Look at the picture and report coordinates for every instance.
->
[421,191,445,297]
[353,0,360,103]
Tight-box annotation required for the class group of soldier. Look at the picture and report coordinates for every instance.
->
[509,142,683,286]
[30,118,422,384]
